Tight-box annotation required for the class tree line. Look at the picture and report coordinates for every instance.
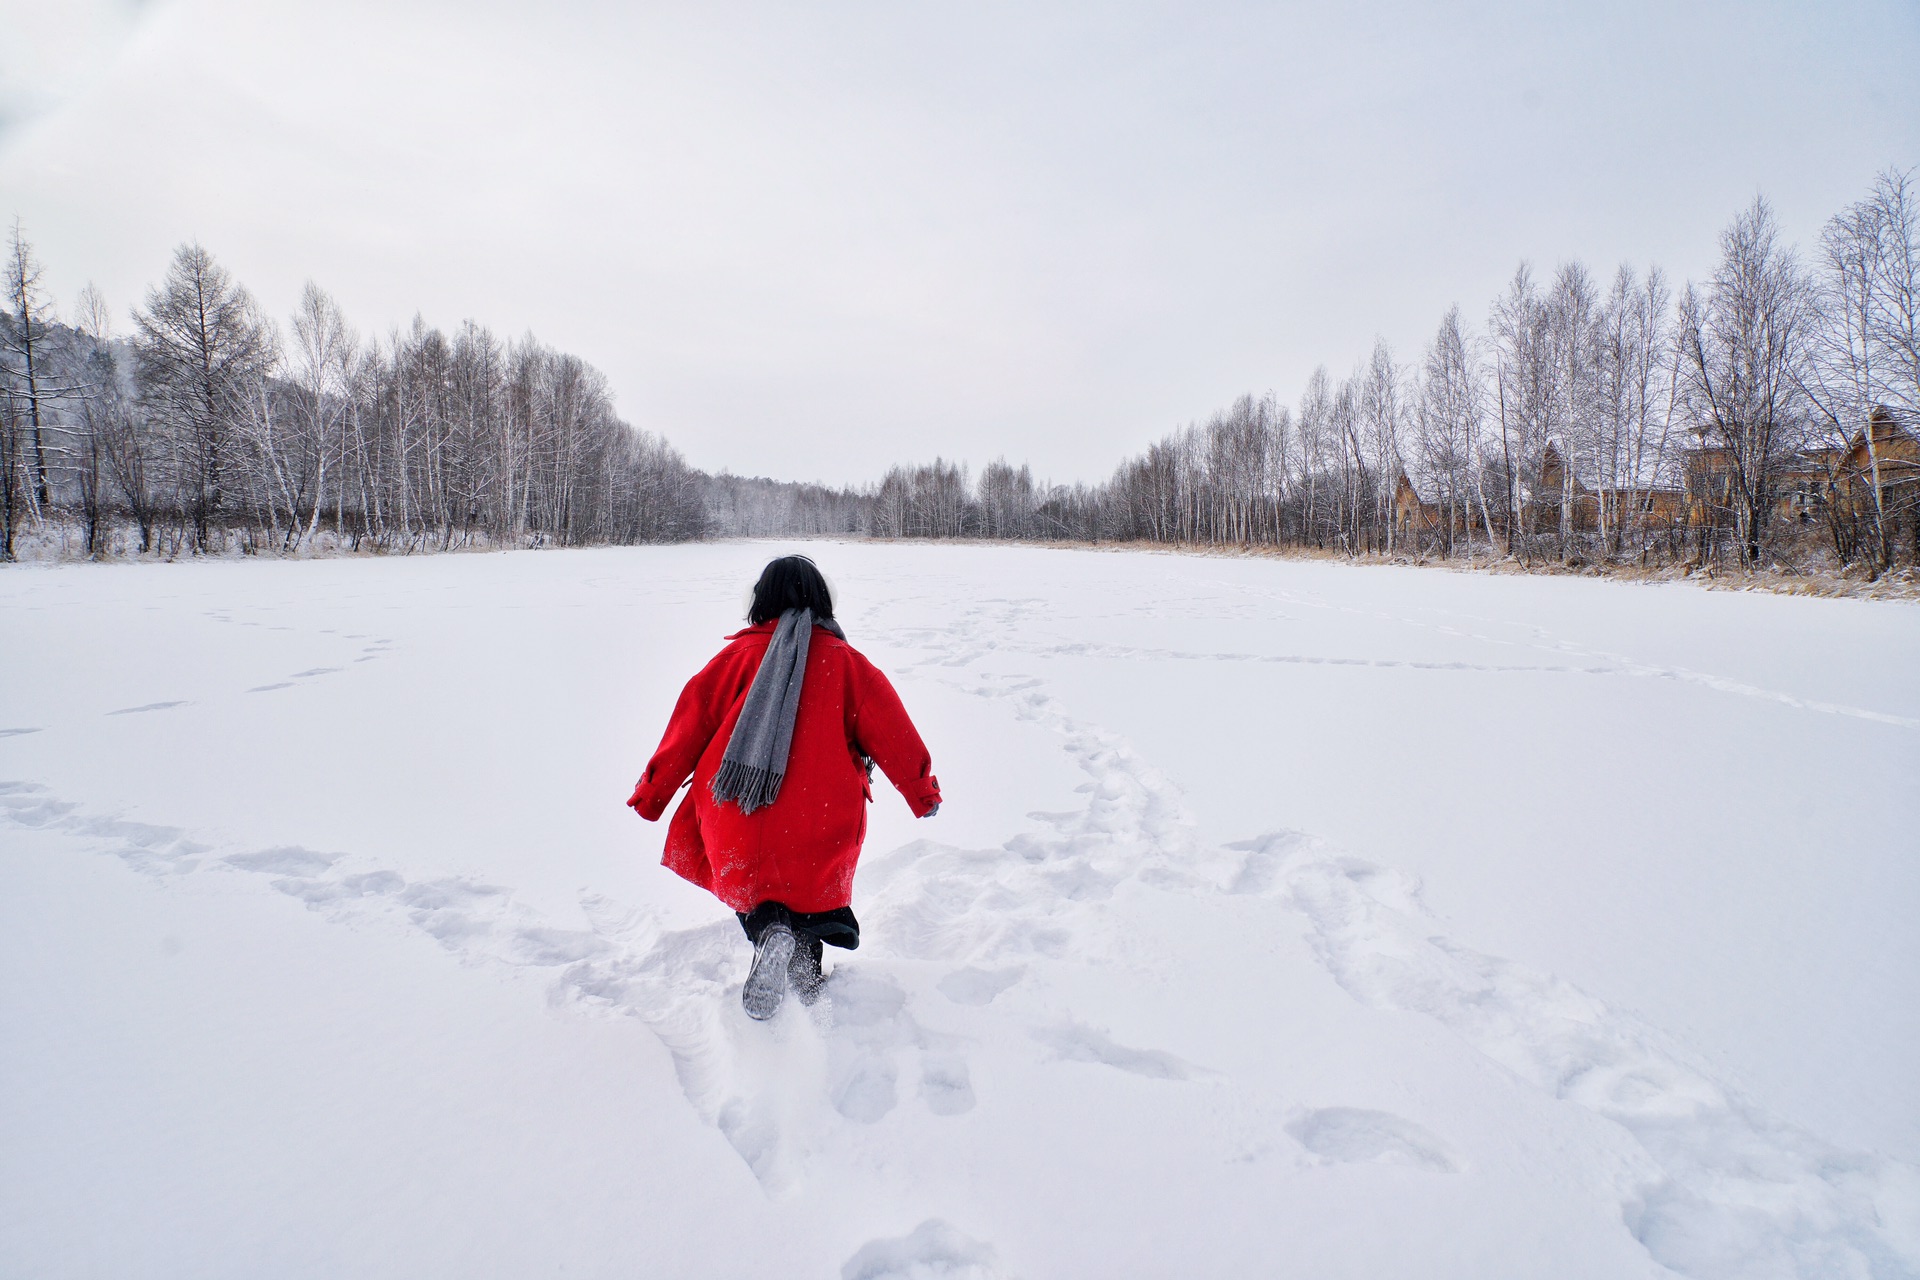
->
[5,171,1917,575]
[732,174,1920,577]
[1,239,708,559]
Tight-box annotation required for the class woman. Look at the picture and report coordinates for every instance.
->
[626,555,941,1019]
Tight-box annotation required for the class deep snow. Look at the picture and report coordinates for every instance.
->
[2,542,1917,1279]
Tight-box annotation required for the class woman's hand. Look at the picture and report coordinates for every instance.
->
[921,801,940,818]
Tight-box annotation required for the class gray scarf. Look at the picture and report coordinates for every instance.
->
[710,607,846,814]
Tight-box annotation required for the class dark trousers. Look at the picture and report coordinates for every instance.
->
[737,901,861,951]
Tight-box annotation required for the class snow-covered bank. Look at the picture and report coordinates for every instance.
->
[3,543,1916,1278]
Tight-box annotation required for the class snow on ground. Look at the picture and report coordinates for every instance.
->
[2,541,1917,1279]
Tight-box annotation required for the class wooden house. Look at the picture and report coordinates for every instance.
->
[1392,474,1447,540]
[1835,407,1919,492]
[1537,444,1684,533]
[1534,444,1595,530]
[1831,406,1920,536]
[1773,448,1844,525]
[1677,443,1831,528]
[1603,485,1688,528]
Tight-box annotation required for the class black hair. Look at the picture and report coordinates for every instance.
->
[748,555,834,625]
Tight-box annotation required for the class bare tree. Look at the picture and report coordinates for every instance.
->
[1865,169,1920,417]
[1332,373,1368,553]
[70,284,117,555]
[1675,197,1814,568]
[1544,263,1600,559]
[1593,265,1674,556]
[979,458,1037,539]
[0,377,23,559]
[283,282,356,550]
[3,222,80,513]
[1297,367,1333,548]
[134,243,277,551]
[1416,306,1493,555]
[1807,169,1920,571]
[1359,341,1406,552]
[1490,265,1552,561]
[69,286,163,554]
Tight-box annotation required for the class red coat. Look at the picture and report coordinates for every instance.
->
[628,622,941,913]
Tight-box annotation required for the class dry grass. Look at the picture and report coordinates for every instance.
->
[12,520,1919,601]
[821,535,1920,602]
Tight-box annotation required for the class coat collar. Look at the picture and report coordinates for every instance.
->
[724,619,844,643]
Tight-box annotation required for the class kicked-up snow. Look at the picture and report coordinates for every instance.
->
[2,541,1917,1279]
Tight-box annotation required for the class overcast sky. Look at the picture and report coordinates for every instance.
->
[3,0,1917,486]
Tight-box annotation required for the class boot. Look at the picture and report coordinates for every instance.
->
[789,932,827,1006]
[742,924,796,1021]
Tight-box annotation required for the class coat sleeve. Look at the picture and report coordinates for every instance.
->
[847,651,942,817]
[628,648,744,820]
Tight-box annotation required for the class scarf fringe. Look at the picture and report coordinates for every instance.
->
[711,758,785,815]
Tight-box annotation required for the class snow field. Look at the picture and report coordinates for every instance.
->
[2,541,1917,1278]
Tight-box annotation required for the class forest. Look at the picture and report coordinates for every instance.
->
[749,176,1920,578]
[4,172,1916,576]
[0,245,708,559]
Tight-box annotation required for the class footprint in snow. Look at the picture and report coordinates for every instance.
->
[285,870,407,905]
[251,666,348,693]
[824,969,977,1123]
[1268,826,1920,1275]
[841,1219,1005,1280]
[6,783,981,1197]
[937,966,1023,1006]
[1032,1018,1205,1081]
[825,969,908,1123]
[0,784,207,875]
[106,700,190,716]
[0,727,43,738]
[917,1054,976,1117]
[1286,1107,1459,1172]
[224,847,340,876]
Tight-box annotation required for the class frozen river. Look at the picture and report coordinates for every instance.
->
[3,541,1917,1278]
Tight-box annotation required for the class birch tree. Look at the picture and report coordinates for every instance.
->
[2,222,73,513]
[1417,306,1493,555]
[1675,197,1813,568]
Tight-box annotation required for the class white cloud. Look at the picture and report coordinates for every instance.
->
[0,0,152,129]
